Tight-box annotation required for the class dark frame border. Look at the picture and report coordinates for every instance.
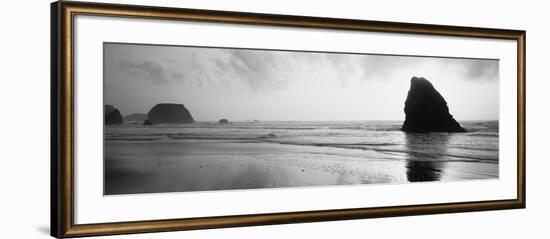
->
[51,1,526,238]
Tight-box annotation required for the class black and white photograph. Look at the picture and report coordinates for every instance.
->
[103,43,499,195]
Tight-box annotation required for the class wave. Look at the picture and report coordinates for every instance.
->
[467,132,499,138]
[105,121,499,164]
[449,145,499,152]
[328,126,402,131]
[106,137,160,141]
[270,141,498,163]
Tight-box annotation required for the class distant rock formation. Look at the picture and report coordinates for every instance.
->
[105,104,123,125]
[124,113,148,123]
[143,119,152,126]
[401,77,465,133]
[218,119,229,124]
[147,103,194,124]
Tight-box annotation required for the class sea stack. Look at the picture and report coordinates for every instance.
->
[105,104,123,125]
[401,77,465,133]
[218,119,229,124]
[147,103,194,124]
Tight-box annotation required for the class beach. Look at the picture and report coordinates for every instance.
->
[104,121,498,195]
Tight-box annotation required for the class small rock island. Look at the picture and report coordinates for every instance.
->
[147,103,194,124]
[218,119,229,124]
[401,77,465,133]
[105,104,123,125]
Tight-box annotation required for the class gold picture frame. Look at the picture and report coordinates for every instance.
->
[51,1,526,238]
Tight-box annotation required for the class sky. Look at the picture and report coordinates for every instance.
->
[104,43,499,121]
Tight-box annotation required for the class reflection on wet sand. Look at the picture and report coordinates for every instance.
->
[404,133,450,182]
[106,139,414,195]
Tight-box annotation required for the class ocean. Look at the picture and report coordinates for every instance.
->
[104,120,499,195]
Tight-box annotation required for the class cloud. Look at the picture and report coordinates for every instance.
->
[221,49,291,91]
[117,58,195,85]
[170,71,185,79]
[118,59,170,84]
[461,59,499,81]
[110,44,498,93]
[356,55,499,82]
[358,55,419,81]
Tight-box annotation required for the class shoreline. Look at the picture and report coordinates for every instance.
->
[105,139,498,195]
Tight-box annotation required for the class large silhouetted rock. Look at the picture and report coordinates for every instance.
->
[218,119,229,124]
[401,77,465,133]
[105,105,123,125]
[105,105,114,114]
[124,113,148,123]
[147,103,194,124]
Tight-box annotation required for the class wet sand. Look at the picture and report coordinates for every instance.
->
[104,140,498,195]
